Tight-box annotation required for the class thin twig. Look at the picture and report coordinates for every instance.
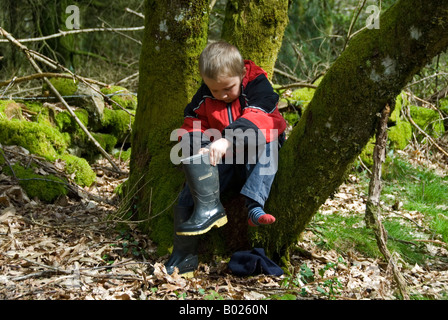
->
[343,0,368,51]
[273,68,302,82]
[275,82,318,90]
[125,8,145,19]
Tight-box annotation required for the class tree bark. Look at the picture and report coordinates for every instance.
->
[365,105,390,229]
[221,0,289,79]
[128,0,209,255]
[254,0,448,260]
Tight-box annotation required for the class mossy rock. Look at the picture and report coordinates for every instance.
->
[100,86,137,110]
[55,108,92,152]
[3,162,67,203]
[92,132,118,153]
[0,118,68,161]
[54,110,74,132]
[42,75,79,97]
[60,154,96,187]
[55,108,89,132]
[0,104,96,187]
[101,108,134,143]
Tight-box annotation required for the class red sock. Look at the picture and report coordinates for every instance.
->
[248,207,276,227]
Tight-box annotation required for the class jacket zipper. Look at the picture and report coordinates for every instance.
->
[226,103,233,124]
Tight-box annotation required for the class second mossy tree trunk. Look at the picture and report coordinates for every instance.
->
[252,0,448,262]
[128,0,209,255]
[221,0,289,79]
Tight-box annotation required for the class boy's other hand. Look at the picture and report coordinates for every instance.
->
[199,138,231,166]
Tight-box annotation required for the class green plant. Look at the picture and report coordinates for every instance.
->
[115,230,148,259]
[199,289,224,300]
[315,261,343,299]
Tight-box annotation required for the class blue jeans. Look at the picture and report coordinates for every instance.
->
[178,136,283,209]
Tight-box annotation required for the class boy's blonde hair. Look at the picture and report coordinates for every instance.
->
[199,41,245,80]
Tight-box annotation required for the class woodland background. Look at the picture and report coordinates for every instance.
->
[0,0,448,301]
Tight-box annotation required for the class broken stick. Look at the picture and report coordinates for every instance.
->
[365,104,410,300]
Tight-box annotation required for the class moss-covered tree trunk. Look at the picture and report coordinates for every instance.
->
[128,0,209,255]
[254,0,448,261]
[221,0,289,79]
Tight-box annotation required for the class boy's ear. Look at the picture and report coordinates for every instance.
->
[241,67,247,79]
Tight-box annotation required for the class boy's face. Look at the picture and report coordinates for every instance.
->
[203,74,243,104]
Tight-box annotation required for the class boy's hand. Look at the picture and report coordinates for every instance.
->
[199,138,231,166]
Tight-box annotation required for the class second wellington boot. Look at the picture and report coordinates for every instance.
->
[164,206,199,277]
[176,153,227,236]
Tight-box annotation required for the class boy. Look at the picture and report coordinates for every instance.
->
[165,41,286,276]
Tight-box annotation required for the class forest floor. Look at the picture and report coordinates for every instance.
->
[1,146,447,301]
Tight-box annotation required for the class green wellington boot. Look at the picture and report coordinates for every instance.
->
[164,206,199,277]
[176,153,227,236]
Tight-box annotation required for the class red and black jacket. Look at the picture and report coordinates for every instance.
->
[179,60,287,154]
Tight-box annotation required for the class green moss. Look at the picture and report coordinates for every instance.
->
[0,99,14,111]
[101,108,134,143]
[55,108,93,153]
[60,154,96,187]
[359,94,412,167]
[0,100,24,120]
[290,87,316,108]
[55,111,73,131]
[359,136,375,167]
[440,98,448,114]
[101,86,137,110]
[282,112,300,127]
[0,118,68,161]
[221,0,289,78]
[92,132,117,153]
[42,75,78,97]
[389,119,413,150]
[55,108,89,131]
[3,162,67,203]
[410,105,445,139]
[113,148,131,162]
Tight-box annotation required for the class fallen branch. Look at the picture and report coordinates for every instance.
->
[0,27,124,175]
[0,26,144,43]
[365,104,410,300]
[0,72,108,88]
